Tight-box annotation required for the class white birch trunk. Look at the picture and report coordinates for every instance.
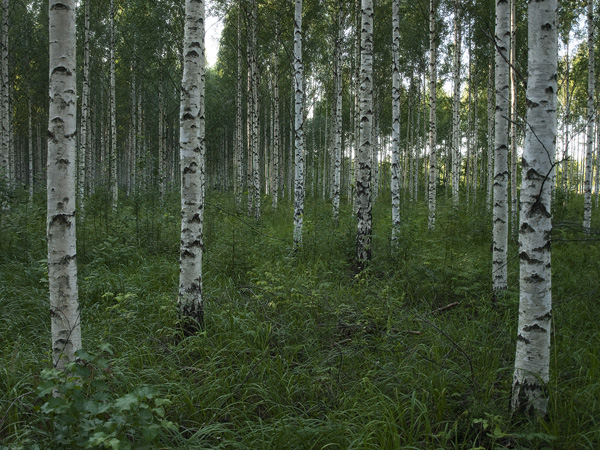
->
[1,0,8,183]
[510,0,518,238]
[293,0,305,248]
[487,56,494,210]
[79,0,90,211]
[110,0,118,210]
[391,0,401,244]
[493,0,510,292]
[356,0,373,265]
[428,0,437,231]
[272,32,280,209]
[48,0,82,370]
[332,5,343,225]
[452,1,461,206]
[512,0,557,416]
[179,0,205,328]
[583,0,594,231]
[28,98,33,202]
[235,5,242,209]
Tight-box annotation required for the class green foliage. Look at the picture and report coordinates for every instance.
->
[1,192,600,448]
[33,349,177,450]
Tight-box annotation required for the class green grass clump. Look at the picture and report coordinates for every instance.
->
[1,188,599,449]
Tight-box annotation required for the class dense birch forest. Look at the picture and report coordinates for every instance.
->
[1,0,600,448]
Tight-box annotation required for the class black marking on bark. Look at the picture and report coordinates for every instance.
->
[523,323,546,333]
[51,3,70,10]
[517,334,531,344]
[519,252,542,264]
[52,66,72,76]
[535,311,552,321]
[524,273,545,283]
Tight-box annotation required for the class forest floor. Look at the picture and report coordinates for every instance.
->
[1,188,599,449]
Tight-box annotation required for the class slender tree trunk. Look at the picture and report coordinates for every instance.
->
[583,0,594,231]
[356,0,373,265]
[428,0,437,231]
[293,0,304,249]
[48,0,82,370]
[512,0,557,416]
[179,0,205,329]
[272,24,280,210]
[493,0,510,292]
[332,3,343,225]
[1,0,8,183]
[452,0,461,206]
[487,54,494,210]
[391,0,401,244]
[158,76,165,199]
[109,0,118,210]
[80,0,90,208]
[250,0,260,221]
[28,98,33,202]
[510,0,518,238]
[235,5,242,209]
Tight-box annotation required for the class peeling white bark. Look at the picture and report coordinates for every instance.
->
[493,0,510,292]
[511,0,557,416]
[428,0,437,231]
[48,0,82,370]
[293,0,304,249]
[179,0,205,328]
[583,0,594,231]
[356,0,373,265]
[391,0,401,244]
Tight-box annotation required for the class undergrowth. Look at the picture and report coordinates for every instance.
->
[0,187,598,449]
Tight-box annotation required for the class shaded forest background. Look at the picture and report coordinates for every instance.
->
[1,0,600,448]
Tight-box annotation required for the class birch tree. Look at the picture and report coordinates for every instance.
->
[332,2,343,225]
[428,0,437,231]
[493,0,510,292]
[512,0,557,416]
[356,0,373,265]
[451,0,461,206]
[109,0,118,210]
[391,0,401,244]
[1,0,8,183]
[179,0,205,328]
[293,0,304,249]
[271,30,280,210]
[583,0,594,231]
[510,0,517,238]
[78,0,90,213]
[48,0,82,370]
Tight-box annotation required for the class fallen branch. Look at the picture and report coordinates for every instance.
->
[431,302,460,315]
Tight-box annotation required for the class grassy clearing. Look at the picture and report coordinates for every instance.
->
[1,189,599,449]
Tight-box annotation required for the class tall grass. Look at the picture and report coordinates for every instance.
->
[0,188,598,449]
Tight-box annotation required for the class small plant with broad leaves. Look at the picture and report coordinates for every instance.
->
[34,347,177,449]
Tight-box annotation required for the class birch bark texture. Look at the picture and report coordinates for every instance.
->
[109,0,118,210]
[332,3,343,225]
[179,0,205,328]
[511,0,557,416]
[356,0,373,265]
[493,0,510,292]
[79,0,90,212]
[293,0,305,249]
[48,0,82,370]
[1,0,8,182]
[510,0,517,239]
[391,0,401,244]
[451,0,461,206]
[583,0,594,231]
[428,0,437,231]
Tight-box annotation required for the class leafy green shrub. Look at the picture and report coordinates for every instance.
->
[35,348,177,449]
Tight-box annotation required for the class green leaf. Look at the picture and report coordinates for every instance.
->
[114,393,139,411]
